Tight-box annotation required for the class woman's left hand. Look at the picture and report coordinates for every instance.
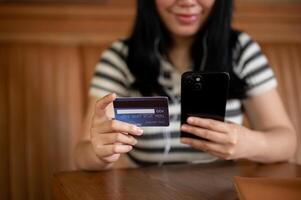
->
[180,117,250,160]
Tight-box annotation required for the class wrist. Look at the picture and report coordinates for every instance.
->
[243,129,267,162]
[74,140,114,171]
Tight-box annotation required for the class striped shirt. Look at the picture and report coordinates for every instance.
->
[89,31,277,166]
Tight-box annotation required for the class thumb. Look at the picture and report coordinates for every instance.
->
[94,92,116,112]
[93,93,116,121]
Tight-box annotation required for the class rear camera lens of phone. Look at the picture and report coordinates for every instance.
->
[194,83,202,90]
[186,78,194,85]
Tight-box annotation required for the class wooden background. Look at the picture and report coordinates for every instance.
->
[0,0,300,200]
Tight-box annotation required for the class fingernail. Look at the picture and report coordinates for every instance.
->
[181,138,188,143]
[133,139,138,145]
[187,117,194,123]
[134,127,144,135]
[181,125,188,130]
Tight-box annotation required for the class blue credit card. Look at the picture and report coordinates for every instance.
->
[113,97,169,127]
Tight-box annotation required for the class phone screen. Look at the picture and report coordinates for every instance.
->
[180,72,229,139]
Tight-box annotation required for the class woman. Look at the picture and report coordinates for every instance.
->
[74,0,296,170]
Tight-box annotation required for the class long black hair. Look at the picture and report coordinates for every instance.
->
[126,0,246,99]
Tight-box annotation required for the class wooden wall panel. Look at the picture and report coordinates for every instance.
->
[0,2,135,45]
[0,45,11,200]
[79,45,107,111]
[7,45,29,200]
[0,44,84,200]
[262,44,301,163]
[233,3,301,43]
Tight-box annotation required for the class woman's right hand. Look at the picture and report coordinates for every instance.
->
[90,93,143,165]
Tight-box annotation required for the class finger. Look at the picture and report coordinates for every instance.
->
[207,150,230,160]
[94,144,133,158]
[187,117,229,133]
[181,124,229,144]
[180,137,230,160]
[95,93,116,110]
[93,133,138,146]
[93,93,116,123]
[92,120,143,136]
[181,137,231,156]
[101,154,120,163]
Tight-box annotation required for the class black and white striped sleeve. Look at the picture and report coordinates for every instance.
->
[89,40,134,98]
[233,32,277,97]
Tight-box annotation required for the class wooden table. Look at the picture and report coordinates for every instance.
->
[53,161,301,200]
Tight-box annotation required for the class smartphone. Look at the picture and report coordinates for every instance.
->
[180,71,230,139]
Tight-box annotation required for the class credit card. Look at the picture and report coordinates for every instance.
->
[113,97,169,127]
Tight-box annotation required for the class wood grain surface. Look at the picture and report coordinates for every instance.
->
[53,161,301,200]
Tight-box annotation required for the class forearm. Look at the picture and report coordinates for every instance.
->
[74,140,114,171]
[245,126,296,163]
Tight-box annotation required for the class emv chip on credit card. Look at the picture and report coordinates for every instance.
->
[113,97,169,127]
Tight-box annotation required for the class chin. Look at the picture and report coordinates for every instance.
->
[173,28,200,37]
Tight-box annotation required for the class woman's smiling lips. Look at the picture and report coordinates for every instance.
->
[174,13,200,25]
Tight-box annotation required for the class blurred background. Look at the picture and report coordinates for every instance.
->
[0,0,300,199]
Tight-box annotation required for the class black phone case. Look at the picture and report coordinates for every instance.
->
[180,71,230,139]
